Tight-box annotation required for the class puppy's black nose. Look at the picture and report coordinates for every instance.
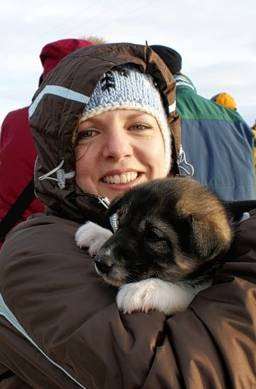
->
[94,255,113,275]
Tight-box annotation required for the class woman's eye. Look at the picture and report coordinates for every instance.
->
[76,129,98,143]
[130,123,152,131]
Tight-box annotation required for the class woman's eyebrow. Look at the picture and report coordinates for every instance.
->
[79,116,104,127]
[127,112,149,119]
[79,121,97,128]
[79,112,150,131]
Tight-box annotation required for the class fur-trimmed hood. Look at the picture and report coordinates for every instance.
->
[29,43,181,224]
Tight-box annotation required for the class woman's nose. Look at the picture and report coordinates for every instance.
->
[102,129,133,160]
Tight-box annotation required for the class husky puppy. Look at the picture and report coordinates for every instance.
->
[76,177,232,315]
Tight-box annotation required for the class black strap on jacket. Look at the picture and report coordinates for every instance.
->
[224,200,256,221]
[0,370,15,381]
[0,179,35,241]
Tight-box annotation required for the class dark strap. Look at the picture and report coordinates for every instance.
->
[0,180,35,240]
[224,200,256,221]
[0,370,15,381]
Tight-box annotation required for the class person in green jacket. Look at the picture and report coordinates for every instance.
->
[152,45,256,201]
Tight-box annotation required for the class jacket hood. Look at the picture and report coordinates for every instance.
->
[29,43,180,224]
[150,44,182,74]
[39,38,93,83]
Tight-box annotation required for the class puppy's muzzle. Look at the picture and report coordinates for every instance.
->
[94,253,113,276]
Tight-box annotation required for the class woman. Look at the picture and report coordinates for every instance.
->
[0,43,255,388]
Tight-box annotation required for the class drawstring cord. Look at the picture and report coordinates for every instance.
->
[98,197,110,209]
[98,197,119,232]
[38,160,75,189]
[177,146,195,176]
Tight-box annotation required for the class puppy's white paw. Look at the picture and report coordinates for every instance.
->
[116,278,202,315]
[75,222,113,256]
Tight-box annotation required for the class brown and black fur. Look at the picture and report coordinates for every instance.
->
[94,177,232,288]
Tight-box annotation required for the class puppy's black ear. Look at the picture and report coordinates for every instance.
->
[189,215,231,260]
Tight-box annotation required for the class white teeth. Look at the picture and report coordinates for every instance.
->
[102,172,138,184]
[113,175,121,184]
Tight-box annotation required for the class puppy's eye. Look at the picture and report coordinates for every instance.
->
[144,228,164,242]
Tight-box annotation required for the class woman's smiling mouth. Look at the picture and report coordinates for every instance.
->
[101,171,139,184]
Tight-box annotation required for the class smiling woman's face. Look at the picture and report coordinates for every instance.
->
[75,109,168,201]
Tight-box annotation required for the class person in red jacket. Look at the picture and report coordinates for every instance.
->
[0,38,94,246]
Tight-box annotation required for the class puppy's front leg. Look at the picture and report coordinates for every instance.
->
[75,222,112,256]
[117,278,207,315]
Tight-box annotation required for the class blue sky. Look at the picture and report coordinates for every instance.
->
[1,0,256,125]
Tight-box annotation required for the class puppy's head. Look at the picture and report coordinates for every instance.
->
[95,177,232,287]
